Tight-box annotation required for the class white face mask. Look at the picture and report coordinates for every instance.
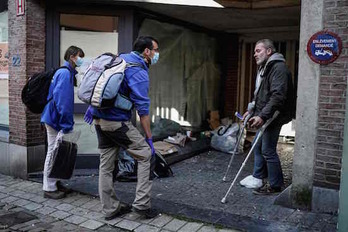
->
[75,57,84,67]
[151,52,159,65]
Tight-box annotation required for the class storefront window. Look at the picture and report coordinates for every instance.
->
[60,14,119,154]
[0,10,8,128]
[139,19,220,127]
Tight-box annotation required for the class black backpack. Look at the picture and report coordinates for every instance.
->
[21,67,68,114]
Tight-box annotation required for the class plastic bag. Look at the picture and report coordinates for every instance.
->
[210,123,240,153]
[116,149,137,182]
[48,130,81,179]
[150,116,182,139]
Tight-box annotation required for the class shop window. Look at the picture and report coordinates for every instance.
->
[0,10,8,129]
[60,14,119,154]
[139,19,221,128]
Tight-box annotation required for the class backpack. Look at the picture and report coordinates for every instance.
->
[21,67,68,114]
[78,53,141,110]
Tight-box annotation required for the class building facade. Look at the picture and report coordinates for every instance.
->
[0,0,347,219]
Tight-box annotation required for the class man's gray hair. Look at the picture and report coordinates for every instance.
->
[256,39,276,53]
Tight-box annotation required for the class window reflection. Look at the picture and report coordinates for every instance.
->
[60,14,118,154]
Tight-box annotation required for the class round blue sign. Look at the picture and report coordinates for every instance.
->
[307,30,342,65]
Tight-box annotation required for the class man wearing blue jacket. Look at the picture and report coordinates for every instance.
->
[84,36,159,220]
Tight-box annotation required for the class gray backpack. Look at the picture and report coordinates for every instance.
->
[78,53,139,110]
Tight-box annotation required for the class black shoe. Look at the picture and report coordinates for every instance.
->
[43,190,66,199]
[132,207,159,219]
[57,181,73,194]
[252,183,281,195]
[105,203,132,221]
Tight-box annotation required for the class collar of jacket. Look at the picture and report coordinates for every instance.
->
[63,60,78,76]
[131,51,149,69]
[258,52,286,77]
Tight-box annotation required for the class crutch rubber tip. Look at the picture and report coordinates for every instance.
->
[222,177,227,182]
[221,198,227,204]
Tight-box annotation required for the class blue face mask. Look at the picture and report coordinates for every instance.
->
[75,57,84,67]
[151,52,159,65]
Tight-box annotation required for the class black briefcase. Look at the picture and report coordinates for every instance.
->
[49,140,78,179]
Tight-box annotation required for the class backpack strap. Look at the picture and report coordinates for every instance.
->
[126,62,144,69]
[121,62,146,99]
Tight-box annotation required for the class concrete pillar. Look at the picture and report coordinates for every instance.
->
[4,0,46,179]
[338,79,348,231]
[291,0,323,209]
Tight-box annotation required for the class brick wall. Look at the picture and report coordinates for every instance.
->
[314,0,348,189]
[8,0,46,146]
[223,34,239,118]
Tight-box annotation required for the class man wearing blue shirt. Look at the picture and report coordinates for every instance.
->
[85,36,159,220]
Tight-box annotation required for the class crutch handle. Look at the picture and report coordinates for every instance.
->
[235,112,243,120]
[242,113,253,128]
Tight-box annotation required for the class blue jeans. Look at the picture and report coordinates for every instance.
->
[252,125,283,189]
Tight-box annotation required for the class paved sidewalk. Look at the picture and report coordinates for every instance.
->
[0,174,238,232]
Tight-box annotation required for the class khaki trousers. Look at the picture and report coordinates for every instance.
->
[95,119,152,217]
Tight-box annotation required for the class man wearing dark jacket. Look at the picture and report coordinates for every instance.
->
[84,36,160,220]
[240,39,295,195]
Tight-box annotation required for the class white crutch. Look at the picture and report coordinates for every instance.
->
[222,112,252,182]
[221,111,280,204]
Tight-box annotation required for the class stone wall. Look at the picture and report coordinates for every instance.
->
[315,0,348,189]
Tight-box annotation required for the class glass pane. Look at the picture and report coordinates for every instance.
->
[74,115,98,154]
[0,11,8,127]
[60,14,118,154]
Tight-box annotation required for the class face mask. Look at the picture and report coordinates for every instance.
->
[75,57,84,67]
[151,52,159,65]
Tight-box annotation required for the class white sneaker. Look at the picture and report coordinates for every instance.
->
[240,175,263,189]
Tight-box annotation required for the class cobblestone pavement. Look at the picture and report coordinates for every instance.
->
[0,174,239,232]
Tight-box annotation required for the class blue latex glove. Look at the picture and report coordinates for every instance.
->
[84,106,94,125]
[145,138,155,156]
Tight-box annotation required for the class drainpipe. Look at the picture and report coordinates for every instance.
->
[337,85,348,231]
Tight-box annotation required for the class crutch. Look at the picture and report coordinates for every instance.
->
[222,112,252,182]
[221,111,280,204]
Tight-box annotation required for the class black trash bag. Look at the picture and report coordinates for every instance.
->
[114,149,173,182]
[48,140,78,179]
